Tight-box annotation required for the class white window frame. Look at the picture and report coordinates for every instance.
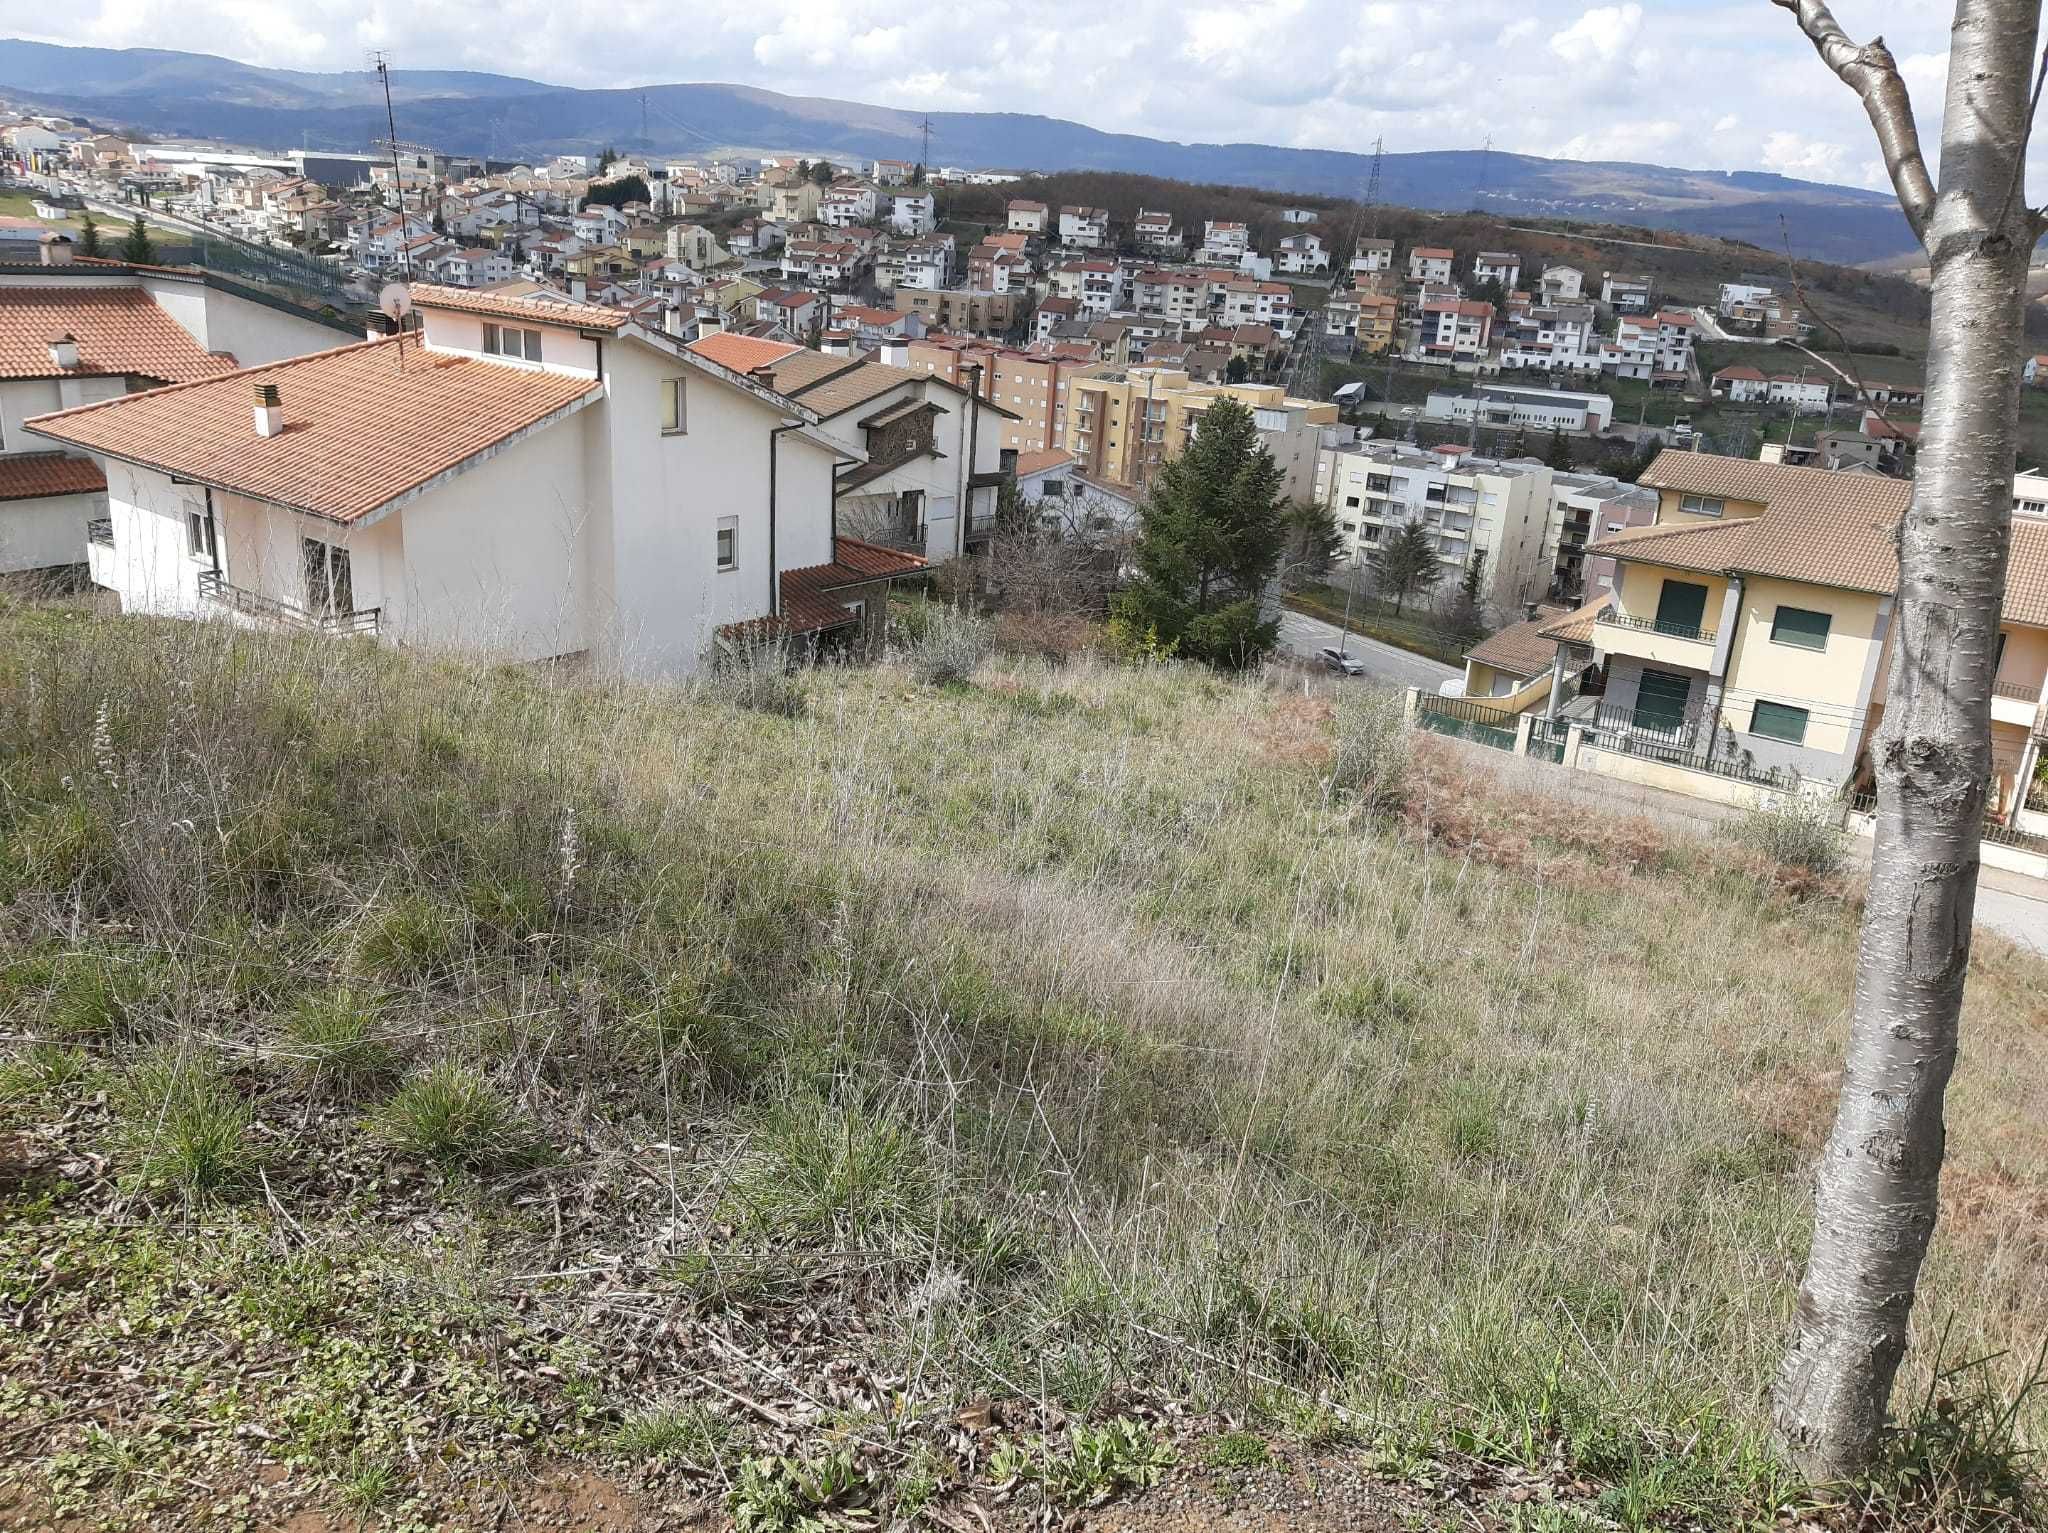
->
[662,377,687,434]
[184,505,216,562]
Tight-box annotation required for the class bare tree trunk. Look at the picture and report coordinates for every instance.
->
[1770,0,2045,1480]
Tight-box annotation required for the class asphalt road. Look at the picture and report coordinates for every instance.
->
[1276,607,1462,693]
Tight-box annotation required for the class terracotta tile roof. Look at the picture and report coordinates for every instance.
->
[1582,517,1763,575]
[784,357,922,417]
[0,450,105,501]
[0,286,236,383]
[726,537,929,638]
[408,283,630,332]
[1534,592,1614,645]
[687,332,801,373]
[757,350,861,393]
[1638,450,1912,518]
[26,336,601,525]
[1466,605,1570,678]
[1014,448,1076,477]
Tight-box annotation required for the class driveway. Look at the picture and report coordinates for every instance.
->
[1276,607,1462,693]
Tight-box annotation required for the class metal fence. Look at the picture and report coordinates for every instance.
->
[1851,792,2048,854]
[1417,694,1518,751]
[1526,714,1568,763]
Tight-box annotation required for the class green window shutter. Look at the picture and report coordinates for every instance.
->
[1654,579,1709,637]
[1750,700,1809,744]
[1770,606,1831,650]
[1633,668,1692,733]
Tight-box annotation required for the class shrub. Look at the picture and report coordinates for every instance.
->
[992,610,1098,663]
[112,1048,260,1199]
[700,634,806,718]
[1329,688,1408,811]
[1727,792,1845,877]
[371,1063,540,1171]
[899,605,993,686]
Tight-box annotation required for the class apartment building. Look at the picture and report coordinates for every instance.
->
[1061,367,1336,500]
[30,287,926,673]
[818,182,879,228]
[1219,279,1296,329]
[1201,221,1250,264]
[0,252,360,575]
[1135,210,1183,252]
[891,287,1021,336]
[1351,238,1395,278]
[1051,261,1126,315]
[1500,301,1601,372]
[906,334,1081,454]
[1601,273,1652,311]
[782,239,866,290]
[889,190,937,236]
[1543,471,1660,603]
[1058,206,1110,248]
[1607,309,1696,383]
[1317,440,1555,610]
[1539,265,1585,303]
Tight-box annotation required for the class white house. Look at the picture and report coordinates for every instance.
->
[819,182,880,228]
[29,285,925,675]
[889,190,937,236]
[1351,239,1395,277]
[1601,273,1652,312]
[1539,265,1585,303]
[1058,206,1110,249]
[1473,251,1521,289]
[686,333,1016,566]
[434,247,516,288]
[1007,200,1048,235]
[1201,222,1251,264]
[1276,233,1329,274]
[1052,261,1125,316]
[1134,210,1182,252]
[1409,247,1455,284]
[0,255,359,575]
[571,205,628,245]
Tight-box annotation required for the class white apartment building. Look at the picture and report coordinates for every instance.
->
[1351,238,1395,277]
[1421,299,1493,361]
[1220,279,1295,328]
[1058,206,1110,248]
[1409,246,1455,284]
[31,287,928,676]
[1135,210,1181,251]
[819,183,880,228]
[1276,233,1329,274]
[1201,221,1250,263]
[1051,261,1125,315]
[1719,280,1775,316]
[1538,265,1584,303]
[1500,302,1601,372]
[889,190,937,236]
[0,253,359,575]
[1317,440,1555,610]
[1601,273,1652,311]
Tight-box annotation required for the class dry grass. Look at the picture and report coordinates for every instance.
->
[0,599,2043,1529]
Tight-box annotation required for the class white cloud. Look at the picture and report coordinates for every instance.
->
[1549,3,1642,68]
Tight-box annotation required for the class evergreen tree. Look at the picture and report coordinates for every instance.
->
[1277,498,1343,592]
[1368,519,1444,616]
[1111,398,1287,668]
[1225,354,1250,384]
[1543,425,1574,470]
[77,214,101,259]
[1451,549,1489,638]
[120,215,155,265]
[809,159,835,186]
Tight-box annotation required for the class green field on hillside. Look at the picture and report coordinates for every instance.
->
[0,602,2041,1529]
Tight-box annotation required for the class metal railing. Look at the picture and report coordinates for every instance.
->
[197,569,380,636]
[1595,608,1715,644]
[1851,791,2048,854]
[86,518,113,547]
[1583,709,1793,788]
[1422,694,1517,728]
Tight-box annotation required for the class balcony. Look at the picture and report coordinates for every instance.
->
[1593,607,1716,668]
[197,570,380,637]
[1992,676,2043,730]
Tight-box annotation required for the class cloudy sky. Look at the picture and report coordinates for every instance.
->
[0,1,2004,192]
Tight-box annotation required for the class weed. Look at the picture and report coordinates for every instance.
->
[612,1401,740,1469]
[900,605,994,686]
[1330,687,1408,810]
[701,634,807,718]
[337,1453,400,1513]
[728,1448,875,1531]
[1728,792,1846,878]
[371,1063,540,1171]
[726,1099,934,1245]
[1203,1430,1271,1469]
[1039,1418,1175,1508]
[111,1047,260,1200]
[281,987,396,1097]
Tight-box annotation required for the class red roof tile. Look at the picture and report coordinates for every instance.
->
[26,336,602,524]
[0,451,105,501]
[688,332,802,373]
[0,286,236,383]
[408,282,631,332]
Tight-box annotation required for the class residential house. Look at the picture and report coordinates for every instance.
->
[819,181,880,228]
[1061,367,1336,500]
[766,181,823,224]
[1601,273,1653,312]
[1007,199,1049,235]
[753,288,825,335]
[889,190,937,236]
[1033,297,1079,340]
[0,253,359,575]
[665,223,731,271]
[891,288,1021,337]
[1500,302,1601,373]
[1277,233,1329,274]
[1473,251,1521,289]
[1409,246,1455,284]
[728,220,785,259]
[30,285,926,671]
[1219,280,1296,330]
[1421,299,1494,361]
[1460,605,1572,703]
[893,236,954,292]
[1052,261,1126,315]
[1201,221,1251,264]
[966,241,1029,293]
[907,334,1079,453]
[1539,265,1584,303]
[689,336,1016,564]
[572,205,629,245]
[1058,206,1110,249]
[1135,210,1183,254]
[1351,238,1395,279]
[1713,365,1771,403]
[782,239,866,291]
[1544,471,1660,603]
[870,158,916,185]
[434,247,516,288]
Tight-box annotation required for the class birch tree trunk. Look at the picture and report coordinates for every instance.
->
[1770,0,2046,1479]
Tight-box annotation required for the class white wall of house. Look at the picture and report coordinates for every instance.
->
[138,275,359,368]
[5,374,125,451]
[0,489,102,573]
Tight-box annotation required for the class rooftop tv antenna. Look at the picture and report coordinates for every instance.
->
[379,281,413,368]
[369,49,408,273]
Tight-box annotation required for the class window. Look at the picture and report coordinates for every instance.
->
[1345,495,1361,508]
[1633,668,1692,734]
[1770,606,1832,651]
[302,537,352,618]
[483,323,543,361]
[716,516,737,571]
[184,506,216,562]
[1679,493,1726,518]
[1750,700,1810,744]
[661,377,686,434]
[1654,579,1709,638]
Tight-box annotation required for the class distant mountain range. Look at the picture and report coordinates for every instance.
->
[0,39,1919,265]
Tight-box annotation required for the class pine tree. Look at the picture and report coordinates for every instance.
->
[77,214,101,259]
[1368,519,1443,616]
[1543,425,1573,470]
[1111,398,1287,668]
[120,215,155,265]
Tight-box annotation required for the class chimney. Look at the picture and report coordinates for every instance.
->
[253,381,284,438]
[1525,602,1540,622]
[365,312,391,343]
[39,233,74,266]
[47,333,79,371]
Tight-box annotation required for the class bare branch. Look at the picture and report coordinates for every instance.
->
[1771,0,1937,243]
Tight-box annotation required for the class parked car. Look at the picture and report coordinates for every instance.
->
[1318,646,1368,677]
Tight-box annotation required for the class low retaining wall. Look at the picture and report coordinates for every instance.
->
[1846,810,2048,880]
[1578,744,1793,810]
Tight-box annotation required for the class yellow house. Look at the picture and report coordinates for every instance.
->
[1547,452,2048,813]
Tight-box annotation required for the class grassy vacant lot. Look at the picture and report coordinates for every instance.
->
[0,602,2043,1530]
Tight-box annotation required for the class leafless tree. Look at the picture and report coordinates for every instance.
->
[1771,0,2047,1479]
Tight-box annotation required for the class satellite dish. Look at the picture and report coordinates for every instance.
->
[378,282,413,324]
